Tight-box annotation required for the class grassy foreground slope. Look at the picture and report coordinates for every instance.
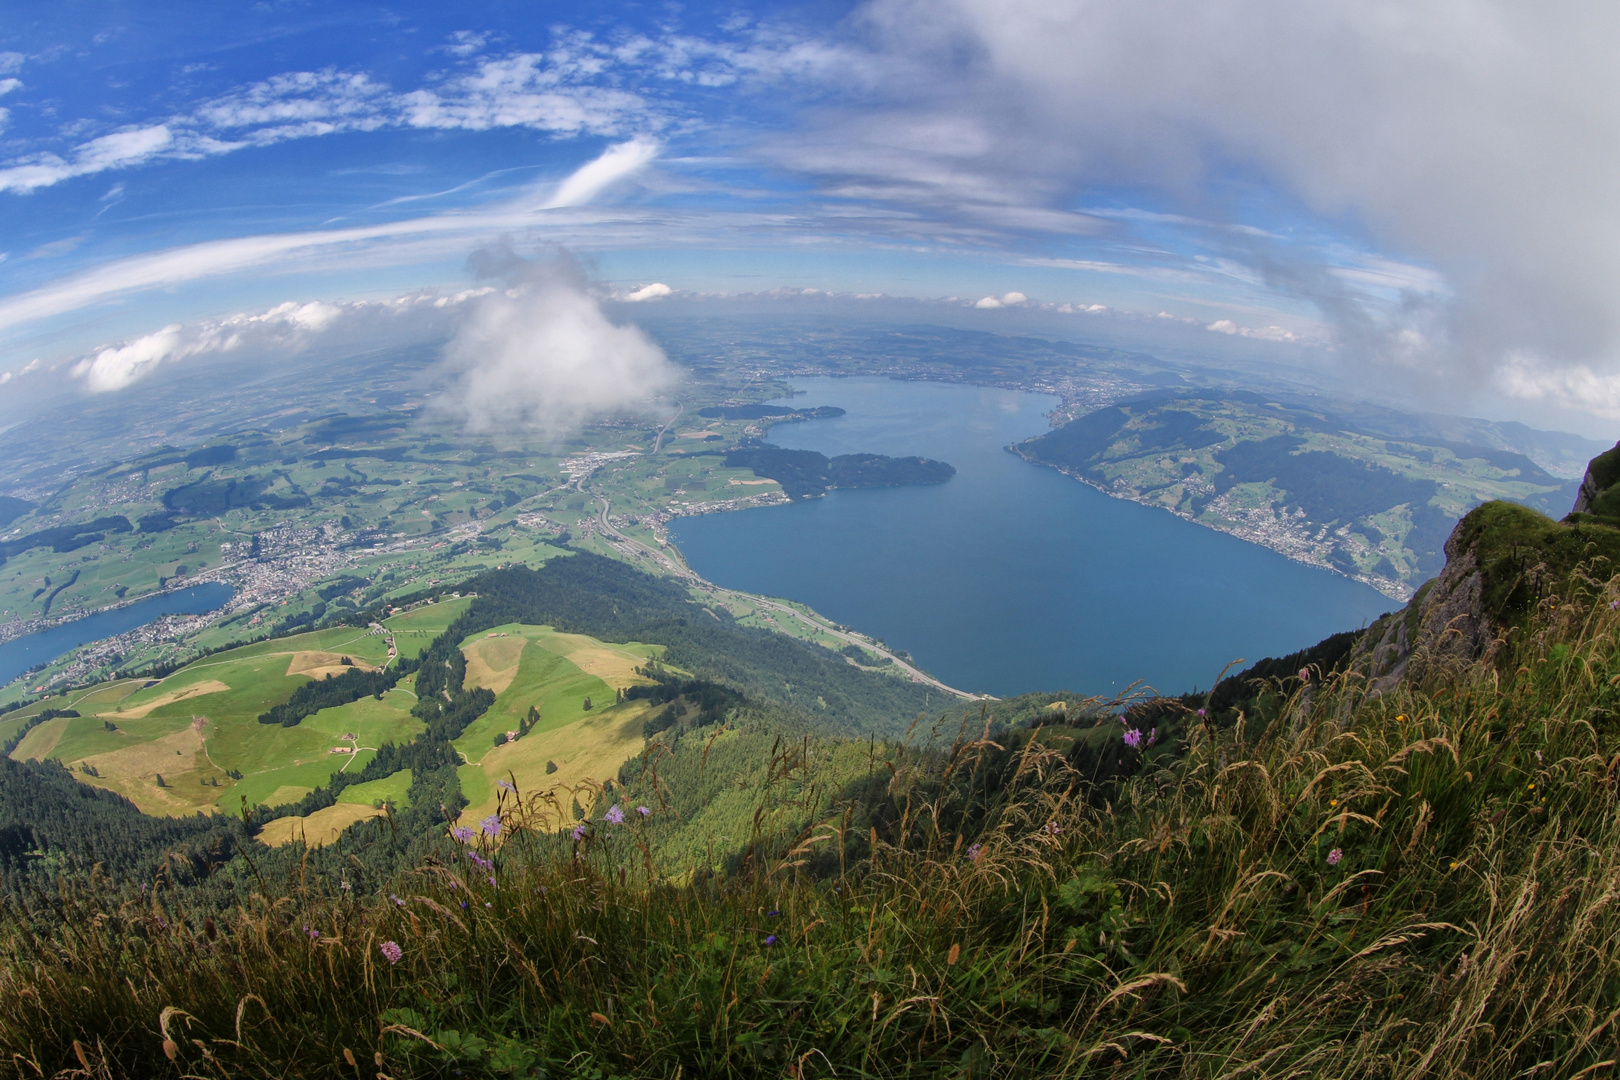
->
[7,502,1620,1075]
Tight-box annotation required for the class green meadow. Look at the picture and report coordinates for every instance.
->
[5,625,419,815]
[6,613,663,830]
[383,596,474,659]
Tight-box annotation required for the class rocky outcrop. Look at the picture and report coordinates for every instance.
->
[1572,441,1620,516]
[1353,438,1620,697]
[1353,519,1495,696]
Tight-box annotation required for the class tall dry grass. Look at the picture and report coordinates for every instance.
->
[7,574,1620,1077]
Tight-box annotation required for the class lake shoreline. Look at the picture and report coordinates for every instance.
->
[1009,443,1413,602]
[0,582,237,695]
[669,376,1395,698]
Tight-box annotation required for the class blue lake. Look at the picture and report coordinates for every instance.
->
[0,582,235,690]
[668,378,1397,699]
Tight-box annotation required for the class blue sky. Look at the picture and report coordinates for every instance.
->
[0,1,1616,435]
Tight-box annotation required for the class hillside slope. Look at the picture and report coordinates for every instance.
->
[6,448,1620,1076]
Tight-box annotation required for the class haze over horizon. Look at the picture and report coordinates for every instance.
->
[0,1,1617,439]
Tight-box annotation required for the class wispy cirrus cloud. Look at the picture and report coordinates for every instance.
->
[0,138,661,337]
[0,25,835,196]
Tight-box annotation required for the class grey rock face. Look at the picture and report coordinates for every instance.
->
[1572,467,1602,515]
[1352,519,1492,697]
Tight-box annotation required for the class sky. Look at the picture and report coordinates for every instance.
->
[0,0,1617,437]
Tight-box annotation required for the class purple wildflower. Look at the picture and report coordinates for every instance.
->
[966,843,983,862]
[1327,848,1344,866]
[450,825,475,843]
[497,779,516,794]
[460,900,468,909]
[390,895,405,907]
[1045,821,1061,835]
[604,804,625,825]
[379,941,403,965]
[1196,708,1206,718]
[1122,727,1143,749]
[1147,727,1158,747]
[488,876,497,887]
[304,925,320,941]
[636,805,651,818]
[767,910,782,918]
[571,823,587,841]
[480,814,502,837]
[1611,600,1619,611]
[466,850,492,870]
[1299,667,1310,681]
[764,935,778,947]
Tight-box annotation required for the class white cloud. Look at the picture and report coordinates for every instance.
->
[1208,318,1298,342]
[0,140,661,335]
[0,20,852,200]
[72,324,187,392]
[0,40,675,197]
[1494,354,1620,422]
[973,296,1002,309]
[973,291,1027,309]
[443,251,678,435]
[401,54,647,136]
[621,282,672,302]
[802,0,1620,393]
[543,137,658,207]
[444,31,491,58]
[196,70,392,141]
[69,299,347,392]
[0,124,173,194]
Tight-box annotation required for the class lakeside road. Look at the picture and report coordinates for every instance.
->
[580,477,986,701]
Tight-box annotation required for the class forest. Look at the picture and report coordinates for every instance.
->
[724,446,956,499]
[255,661,412,727]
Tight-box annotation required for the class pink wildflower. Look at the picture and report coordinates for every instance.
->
[1327,848,1344,866]
[379,941,403,965]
